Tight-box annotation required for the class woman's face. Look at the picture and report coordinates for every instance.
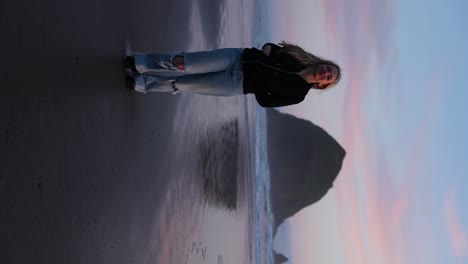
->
[315,64,339,86]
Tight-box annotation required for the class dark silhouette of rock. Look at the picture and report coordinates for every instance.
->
[266,109,346,235]
[274,252,289,264]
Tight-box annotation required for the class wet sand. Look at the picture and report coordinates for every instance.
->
[0,0,225,263]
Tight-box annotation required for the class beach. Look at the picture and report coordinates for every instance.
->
[0,0,266,263]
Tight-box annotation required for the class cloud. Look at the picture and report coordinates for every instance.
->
[317,0,397,116]
[314,2,422,262]
[313,0,399,158]
[312,1,462,263]
[318,0,395,65]
[334,151,413,264]
[332,86,443,264]
[444,189,468,258]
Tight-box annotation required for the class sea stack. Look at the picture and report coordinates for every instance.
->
[265,109,346,235]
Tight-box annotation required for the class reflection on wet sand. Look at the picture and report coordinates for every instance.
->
[197,119,239,210]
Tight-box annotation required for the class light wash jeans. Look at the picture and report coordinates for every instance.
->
[130,48,244,96]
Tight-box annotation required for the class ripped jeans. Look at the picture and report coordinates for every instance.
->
[130,48,245,96]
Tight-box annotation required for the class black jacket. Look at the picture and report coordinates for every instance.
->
[242,43,313,107]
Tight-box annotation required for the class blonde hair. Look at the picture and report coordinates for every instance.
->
[278,41,342,90]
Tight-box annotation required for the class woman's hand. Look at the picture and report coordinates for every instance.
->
[262,44,272,56]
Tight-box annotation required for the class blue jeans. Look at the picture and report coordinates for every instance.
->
[131,48,245,96]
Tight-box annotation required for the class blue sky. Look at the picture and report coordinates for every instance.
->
[268,0,468,263]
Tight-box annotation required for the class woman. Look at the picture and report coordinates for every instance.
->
[125,41,341,107]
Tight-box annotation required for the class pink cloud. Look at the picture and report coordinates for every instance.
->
[325,0,395,257]
[444,189,468,258]
[316,0,398,159]
[334,146,413,263]
[332,92,441,264]
[318,0,395,66]
[332,74,453,263]
[317,0,397,115]
[312,0,455,263]
[314,1,437,262]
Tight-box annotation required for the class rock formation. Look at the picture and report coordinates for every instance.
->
[266,109,346,235]
[274,252,289,264]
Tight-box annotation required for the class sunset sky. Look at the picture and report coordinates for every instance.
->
[268,0,468,263]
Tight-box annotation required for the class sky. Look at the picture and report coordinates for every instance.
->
[268,0,468,263]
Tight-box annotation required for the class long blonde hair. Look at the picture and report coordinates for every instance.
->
[278,41,342,89]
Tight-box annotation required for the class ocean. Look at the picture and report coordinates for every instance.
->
[152,0,276,263]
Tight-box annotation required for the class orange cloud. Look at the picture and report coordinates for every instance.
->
[444,189,468,258]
